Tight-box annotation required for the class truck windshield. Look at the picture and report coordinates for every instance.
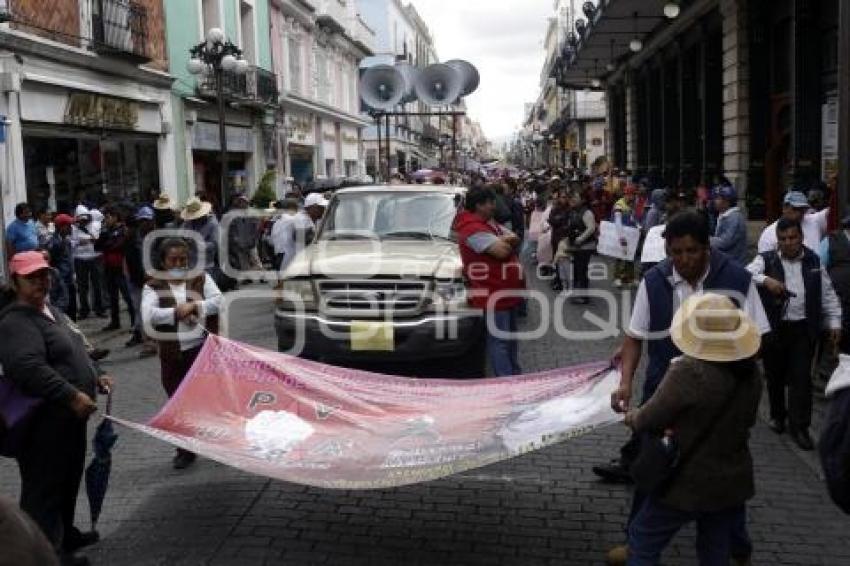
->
[319,192,459,241]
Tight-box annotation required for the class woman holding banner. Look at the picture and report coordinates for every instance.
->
[141,238,222,470]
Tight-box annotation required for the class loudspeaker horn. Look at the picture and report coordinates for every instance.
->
[414,63,463,107]
[393,61,418,104]
[359,64,406,111]
[445,60,480,97]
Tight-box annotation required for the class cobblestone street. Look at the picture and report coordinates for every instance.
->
[2,266,849,565]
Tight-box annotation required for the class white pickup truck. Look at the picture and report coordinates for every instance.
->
[274,185,485,376]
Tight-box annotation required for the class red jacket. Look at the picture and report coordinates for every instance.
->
[453,210,525,311]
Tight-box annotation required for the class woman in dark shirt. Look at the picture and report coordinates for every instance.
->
[0,252,113,566]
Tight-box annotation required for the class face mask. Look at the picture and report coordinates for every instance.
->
[167,268,188,280]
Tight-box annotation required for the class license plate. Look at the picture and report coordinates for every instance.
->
[350,321,395,351]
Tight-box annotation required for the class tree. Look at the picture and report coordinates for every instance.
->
[251,169,277,209]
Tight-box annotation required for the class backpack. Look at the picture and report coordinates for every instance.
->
[819,386,850,514]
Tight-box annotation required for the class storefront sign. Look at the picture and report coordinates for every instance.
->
[192,121,254,153]
[287,114,314,144]
[113,335,621,489]
[64,93,138,130]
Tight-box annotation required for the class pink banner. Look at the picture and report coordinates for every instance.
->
[114,336,622,489]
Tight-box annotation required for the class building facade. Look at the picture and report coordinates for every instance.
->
[164,0,277,208]
[560,0,848,221]
[0,0,176,222]
[358,0,439,178]
[269,0,374,187]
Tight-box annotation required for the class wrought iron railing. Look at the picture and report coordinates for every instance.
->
[198,66,279,107]
[91,0,150,62]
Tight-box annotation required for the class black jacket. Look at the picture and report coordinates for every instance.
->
[0,303,98,403]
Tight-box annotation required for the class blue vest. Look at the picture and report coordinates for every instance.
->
[758,248,822,340]
[642,250,753,401]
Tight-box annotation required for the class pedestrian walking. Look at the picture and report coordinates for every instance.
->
[710,185,749,265]
[758,190,829,254]
[141,238,222,469]
[454,185,525,377]
[0,251,113,566]
[5,203,38,257]
[228,194,264,281]
[595,211,770,566]
[565,190,597,304]
[549,189,572,291]
[95,207,135,332]
[274,193,328,274]
[269,200,300,271]
[747,217,842,450]
[71,208,106,320]
[625,293,762,565]
[46,214,77,321]
[124,206,157,355]
[612,185,639,288]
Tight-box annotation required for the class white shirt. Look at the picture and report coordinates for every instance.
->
[746,252,842,329]
[274,211,316,272]
[270,213,295,255]
[71,225,101,260]
[758,208,829,254]
[628,264,771,339]
[141,274,223,351]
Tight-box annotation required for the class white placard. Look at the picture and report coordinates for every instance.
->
[640,224,667,264]
[596,221,640,261]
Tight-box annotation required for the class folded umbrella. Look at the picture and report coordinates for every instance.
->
[85,391,118,529]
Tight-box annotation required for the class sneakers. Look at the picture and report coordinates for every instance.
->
[89,348,111,362]
[125,334,144,348]
[63,527,100,553]
[173,449,197,470]
[592,459,633,484]
[606,544,628,565]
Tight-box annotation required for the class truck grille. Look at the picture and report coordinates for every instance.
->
[317,280,429,317]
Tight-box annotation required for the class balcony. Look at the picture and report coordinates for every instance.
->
[91,0,151,64]
[198,66,279,108]
[565,100,607,121]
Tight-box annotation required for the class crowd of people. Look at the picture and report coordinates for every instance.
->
[2,167,850,565]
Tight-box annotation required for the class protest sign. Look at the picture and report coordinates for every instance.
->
[114,335,622,489]
[596,221,640,261]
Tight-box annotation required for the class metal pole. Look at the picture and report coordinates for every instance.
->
[217,66,228,212]
[838,0,850,220]
[384,113,391,180]
[375,113,383,182]
[451,113,458,177]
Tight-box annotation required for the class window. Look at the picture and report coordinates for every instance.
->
[316,52,329,103]
[201,0,220,38]
[288,37,302,94]
[239,1,255,64]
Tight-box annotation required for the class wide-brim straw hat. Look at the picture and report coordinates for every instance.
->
[153,194,175,211]
[180,197,213,221]
[670,293,761,362]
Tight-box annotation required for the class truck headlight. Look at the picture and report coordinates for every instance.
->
[433,280,468,307]
[279,279,316,307]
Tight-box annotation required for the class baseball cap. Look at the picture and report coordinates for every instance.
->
[53,214,74,227]
[135,206,155,221]
[783,191,809,209]
[713,185,737,201]
[304,193,329,208]
[9,251,50,276]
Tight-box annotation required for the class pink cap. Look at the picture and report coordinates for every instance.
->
[9,251,50,276]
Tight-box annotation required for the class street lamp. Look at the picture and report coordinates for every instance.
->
[664,2,681,19]
[187,28,249,209]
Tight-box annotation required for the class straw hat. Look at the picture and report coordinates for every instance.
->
[180,197,212,221]
[153,194,175,211]
[670,293,761,362]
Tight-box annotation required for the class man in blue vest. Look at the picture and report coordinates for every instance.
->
[747,217,842,451]
[600,211,771,565]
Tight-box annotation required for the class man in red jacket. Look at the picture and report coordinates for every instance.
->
[454,185,526,376]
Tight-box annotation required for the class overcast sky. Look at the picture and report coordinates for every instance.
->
[410,0,552,144]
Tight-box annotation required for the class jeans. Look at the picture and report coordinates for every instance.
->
[486,307,522,377]
[628,497,749,566]
[74,258,105,316]
[104,266,135,328]
[128,281,144,338]
[572,249,592,290]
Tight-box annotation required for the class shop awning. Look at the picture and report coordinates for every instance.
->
[556,0,671,90]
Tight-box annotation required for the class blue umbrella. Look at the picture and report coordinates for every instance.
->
[85,391,117,529]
